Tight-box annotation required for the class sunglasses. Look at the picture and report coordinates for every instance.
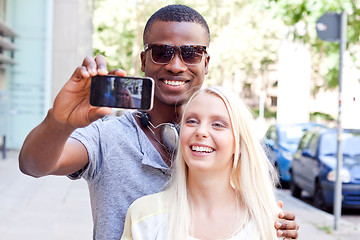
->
[144,44,207,65]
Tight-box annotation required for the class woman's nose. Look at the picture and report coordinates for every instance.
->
[195,124,209,138]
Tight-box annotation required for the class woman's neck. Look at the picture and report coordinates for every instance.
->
[187,170,243,240]
[188,174,236,211]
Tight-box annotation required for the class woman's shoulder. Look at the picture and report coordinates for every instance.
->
[122,192,168,239]
[127,191,167,220]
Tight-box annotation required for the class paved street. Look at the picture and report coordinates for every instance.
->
[0,150,359,239]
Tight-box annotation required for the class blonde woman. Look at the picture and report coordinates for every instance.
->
[122,86,283,240]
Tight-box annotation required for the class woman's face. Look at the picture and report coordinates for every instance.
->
[180,92,235,174]
[119,89,131,102]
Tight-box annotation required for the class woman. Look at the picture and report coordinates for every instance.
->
[121,86,280,240]
[116,88,135,108]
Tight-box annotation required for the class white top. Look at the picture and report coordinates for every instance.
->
[121,192,260,240]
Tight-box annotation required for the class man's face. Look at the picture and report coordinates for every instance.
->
[141,21,210,107]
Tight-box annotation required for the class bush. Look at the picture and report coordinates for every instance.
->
[253,108,277,119]
[310,112,335,122]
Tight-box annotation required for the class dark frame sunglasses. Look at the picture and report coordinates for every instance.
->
[144,44,207,65]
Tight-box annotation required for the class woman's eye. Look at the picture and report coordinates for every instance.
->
[185,118,198,125]
[213,122,226,128]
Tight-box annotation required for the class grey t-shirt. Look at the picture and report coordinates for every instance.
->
[69,111,171,240]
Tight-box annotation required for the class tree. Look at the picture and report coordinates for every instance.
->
[268,0,360,90]
[93,0,284,107]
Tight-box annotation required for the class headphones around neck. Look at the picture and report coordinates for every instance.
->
[138,111,179,152]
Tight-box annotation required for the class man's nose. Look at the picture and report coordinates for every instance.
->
[164,52,187,73]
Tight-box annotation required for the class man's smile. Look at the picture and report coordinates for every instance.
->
[163,80,186,86]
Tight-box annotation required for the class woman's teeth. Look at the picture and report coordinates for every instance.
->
[191,146,214,153]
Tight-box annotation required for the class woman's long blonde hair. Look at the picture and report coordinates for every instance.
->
[165,86,279,240]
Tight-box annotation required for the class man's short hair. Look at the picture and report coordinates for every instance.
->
[143,4,210,45]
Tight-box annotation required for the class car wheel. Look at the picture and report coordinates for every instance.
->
[313,182,329,212]
[290,173,301,198]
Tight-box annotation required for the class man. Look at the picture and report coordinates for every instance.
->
[19,4,299,239]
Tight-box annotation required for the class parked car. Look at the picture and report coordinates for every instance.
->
[263,122,324,185]
[290,127,360,210]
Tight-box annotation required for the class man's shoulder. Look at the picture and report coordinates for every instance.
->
[85,111,136,134]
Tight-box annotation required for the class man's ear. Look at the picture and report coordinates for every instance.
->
[140,51,146,73]
[204,54,210,75]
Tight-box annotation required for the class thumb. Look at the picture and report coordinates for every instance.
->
[277,200,283,209]
[89,107,112,122]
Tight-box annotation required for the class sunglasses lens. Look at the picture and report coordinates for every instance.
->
[151,45,174,64]
[181,46,204,64]
[148,44,206,65]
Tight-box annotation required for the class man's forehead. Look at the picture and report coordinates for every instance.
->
[144,21,209,45]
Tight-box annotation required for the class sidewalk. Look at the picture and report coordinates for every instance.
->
[0,150,359,239]
[276,189,360,239]
[0,150,92,240]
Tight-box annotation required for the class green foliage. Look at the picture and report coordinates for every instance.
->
[269,0,360,90]
[92,0,284,92]
[310,111,335,121]
[93,0,360,95]
[316,224,333,234]
[253,108,277,119]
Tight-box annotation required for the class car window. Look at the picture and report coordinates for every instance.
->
[308,133,320,156]
[266,126,277,142]
[279,126,305,144]
[298,131,313,151]
[343,132,360,157]
[319,132,338,156]
[319,131,360,158]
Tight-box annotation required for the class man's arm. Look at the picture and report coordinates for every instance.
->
[18,110,89,177]
[19,55,125,177]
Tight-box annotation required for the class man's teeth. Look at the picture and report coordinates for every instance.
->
[191,146,213,153]
[164,80,185,86]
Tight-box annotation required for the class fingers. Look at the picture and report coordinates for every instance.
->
[81,55,108,76]
[108,68,127,76]
[277,200,284,209]
[275,219,299,239]
[82,55,127,77]
[275,209,299,239]
[276,228,299,239]
[70,66,91,82]
[279,210,296,221]
[70,56,104,83]
[94,55,108,75]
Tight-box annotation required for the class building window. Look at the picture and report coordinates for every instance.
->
[0,0,6,22]
[0,1,16,67]
[270,96,277,107]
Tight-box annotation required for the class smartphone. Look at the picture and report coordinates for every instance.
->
[90,75,154,111]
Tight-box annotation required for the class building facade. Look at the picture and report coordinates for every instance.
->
[0,0,93,150]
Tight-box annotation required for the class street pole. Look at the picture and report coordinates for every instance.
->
[333,11,347,231]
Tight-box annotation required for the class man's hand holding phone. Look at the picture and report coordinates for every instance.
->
[52,55,126,129]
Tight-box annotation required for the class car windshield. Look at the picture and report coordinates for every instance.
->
[319,132,360,158]
[278,126,306,144]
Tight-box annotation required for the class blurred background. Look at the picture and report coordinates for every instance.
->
[0,1,360,239]
[0,0,359,150]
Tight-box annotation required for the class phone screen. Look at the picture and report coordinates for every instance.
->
[90,75,154,111]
